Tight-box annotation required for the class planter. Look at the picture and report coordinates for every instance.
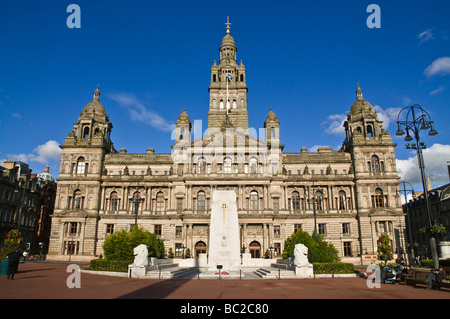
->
[439,241,450,259]
[0,259,9,275]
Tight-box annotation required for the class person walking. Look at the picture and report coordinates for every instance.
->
[7,249,22,280]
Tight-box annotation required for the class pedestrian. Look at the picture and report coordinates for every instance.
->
[7,249,21,280]
[426,266,445,289]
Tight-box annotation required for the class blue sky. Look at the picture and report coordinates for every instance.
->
[1,0,449,191]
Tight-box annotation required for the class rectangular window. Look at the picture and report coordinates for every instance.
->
[177,198,183,214]
[294,224,302,233]
[175,243,182,257]
[274,225,281,237]
[342,223,350,235]
[106,224,114,235]
[273,197,279,212]
[343,242,352,257]
[175,226,182,238]
[154,224,162,236]
[69,222,78,235]
[318,223,326,235]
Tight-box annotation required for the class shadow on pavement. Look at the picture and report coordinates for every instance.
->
[117,279,192,299]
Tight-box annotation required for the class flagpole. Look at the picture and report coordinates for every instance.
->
[226,71,229,115]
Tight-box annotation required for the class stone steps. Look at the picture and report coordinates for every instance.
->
[254,267,296,279]
[145,267,198,279]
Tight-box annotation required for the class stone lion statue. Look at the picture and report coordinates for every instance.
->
[294,243,310,266]
[129,244,149,268]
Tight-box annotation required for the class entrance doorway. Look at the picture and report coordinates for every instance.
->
[249,241,261,258]
[195,241,207,258]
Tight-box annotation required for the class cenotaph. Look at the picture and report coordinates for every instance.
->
[207,190,241,271]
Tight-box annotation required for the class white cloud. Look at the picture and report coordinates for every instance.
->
[322,113,347,135]
[417,28,434,43]
[373,105,402,130]
[424,56,450,77]
[2,140,62,165]
[107,92,175,132]
[11,113,21,119]
[323,105,401,137]
[429,86,445,96]
[396,143,450,188]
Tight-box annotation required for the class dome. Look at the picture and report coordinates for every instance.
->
[82,86,106,116]
[177,108,190,122]
[265,108,279,122]
[37,165,55,184]
[350,99,375,115]
[220,34,236,48]
[83,99,106,116]
[349,84,375,115]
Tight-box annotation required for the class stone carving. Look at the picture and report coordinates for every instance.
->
[294,243,310,266]
[293,243,313,278]
[129,244,148,268]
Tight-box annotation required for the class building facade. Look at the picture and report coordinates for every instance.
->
[0,161,56,254]
[405,183,450,260]
[48,21,406,264]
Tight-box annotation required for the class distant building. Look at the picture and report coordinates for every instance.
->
[0,161,56,254]
[405,183,450,259]
[33,165,57,255]
[48,19,406,265]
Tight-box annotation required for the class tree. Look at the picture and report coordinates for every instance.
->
[0,229,23,261]
[377,233,393,264]
[168,248,174,259]
[102,226,165,263]
[282,229,339,263]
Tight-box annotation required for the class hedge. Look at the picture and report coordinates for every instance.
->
[84,259,129,272]
[418,259,450,268]
[313,262,357,274]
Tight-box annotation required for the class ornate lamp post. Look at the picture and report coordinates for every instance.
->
[399,181,415,265]
[396,104,439,269]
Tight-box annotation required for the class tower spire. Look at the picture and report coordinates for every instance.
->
[225,16,231,34]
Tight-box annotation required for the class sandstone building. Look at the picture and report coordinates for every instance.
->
[48,20,406,264]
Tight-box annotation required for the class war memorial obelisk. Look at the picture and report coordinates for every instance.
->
[207,190,241,271]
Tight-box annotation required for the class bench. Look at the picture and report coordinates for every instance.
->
[406,267,450,290]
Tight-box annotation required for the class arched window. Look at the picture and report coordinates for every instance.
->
[240,74,244,82]
[73,189,83,209]
[271,127,275,138]
[338,190,346,210]
[83,126,89,139]
[213,74,217,82]
[76,157,86,175]
[156,192,165,213]
[179,128,184,140]
[250,190,258,211]
[233,100,237,109]
[370,155,380,173]
[110,191,119,212]
[314,191,324,211]
[224,157,232,174]
[249,157,258,174]
[220,100,224,109]
[372,188,384,208]
[197,191,206,212]
[292,191,300,212]
[367,125,373,137]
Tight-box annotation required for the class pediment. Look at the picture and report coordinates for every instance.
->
[59,210,89,218]
[368,208,403,217]
[189,129,267,149]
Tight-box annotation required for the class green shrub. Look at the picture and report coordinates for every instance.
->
[282,229,340,263]
[313,262,356,274]
[419,259,450,268]
[0,229,23,261]
[102,226,165,264]
[85,259,129,272]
